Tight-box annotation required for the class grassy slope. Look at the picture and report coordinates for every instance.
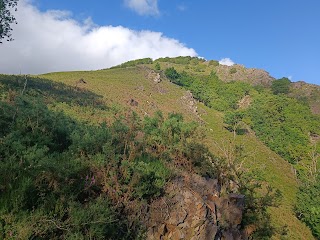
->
[40,67,314,239]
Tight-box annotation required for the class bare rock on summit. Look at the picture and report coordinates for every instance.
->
[214,64,275,86]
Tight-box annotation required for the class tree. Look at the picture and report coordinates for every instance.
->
[164,67,180,81]
[0,0,19,43]
[154,62,161,70]
[224,110,245,138]
[271,77,291,95]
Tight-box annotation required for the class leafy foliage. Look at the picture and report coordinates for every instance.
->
[0,0,18,43]
[296,175,320,238]
[2,61,318,238]
[224,110,246,135]
[164,67,181,83]
[247,93,320,164]
[165,68,251,111]
[156,56,205,65]
[230,68,237,74]
[0,75,221,238]
[111,58,153,69]
[163,65,320,238]
[271,77,291,95]
[154,62,160,70]
[239,173,283,239]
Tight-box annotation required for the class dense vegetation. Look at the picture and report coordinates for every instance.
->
[164,65,320,238]
[0,74,282,239]
[1,56,319,238]
[110,58,153,69]
[0,0,19,43]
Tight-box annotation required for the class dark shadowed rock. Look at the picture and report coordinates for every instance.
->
[129,98,138,106]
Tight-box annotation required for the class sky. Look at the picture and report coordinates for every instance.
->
[0,0,320,85]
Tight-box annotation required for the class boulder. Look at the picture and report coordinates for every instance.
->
[147,174,245,239]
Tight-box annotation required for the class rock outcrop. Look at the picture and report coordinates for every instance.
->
[214,64,274,86]
[181,91,198,114]
[147,174,245,240]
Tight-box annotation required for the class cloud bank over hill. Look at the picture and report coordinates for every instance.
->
[219,58,235,66]
[0,0,196,74]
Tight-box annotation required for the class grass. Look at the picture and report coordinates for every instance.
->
[40,66,314,239]
[199,103,314,240]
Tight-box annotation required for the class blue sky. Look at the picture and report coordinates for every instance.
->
[1,0,320,85]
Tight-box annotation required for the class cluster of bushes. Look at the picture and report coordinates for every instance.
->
[155,56,205,65]
[271,77,291,95]
[296,175,320,238]
[111,58,153,69]
[0,75,218,239]
[164,67,320,237]
[165,67,320,166]
[165,68,251,111]
[247,94,320,163]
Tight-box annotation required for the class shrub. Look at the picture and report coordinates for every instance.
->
[230,68,237,74]
[208,60,219,66]
[164,67,180,83]
[111,58,153,68]
[271,77,291,95]
[155,62,161,70]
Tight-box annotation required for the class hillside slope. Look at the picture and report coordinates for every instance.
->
[40,66,315,239]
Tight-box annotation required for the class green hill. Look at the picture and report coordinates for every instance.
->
[0,57,318,239]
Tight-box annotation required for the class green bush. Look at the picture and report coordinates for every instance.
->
[154,62,161,70]
[296,176,320,238]
[155,56,204,65]
[164,67,181,84]
[247,94,318,164]
[271,77,291,95]
[111,58,153,68]
[208,60,219,66]
[230,68,237,74]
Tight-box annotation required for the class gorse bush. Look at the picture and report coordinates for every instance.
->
[0,75,220,238]
[164,68,251,111]
[111,58,153,69]
[247,93,320,164]
[271,77,291,95]
[155,56,204,65]
[296,175,320,238]
[163,67,320,238]
[2,70,316,238]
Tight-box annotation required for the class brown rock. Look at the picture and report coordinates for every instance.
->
[147,174,245,239]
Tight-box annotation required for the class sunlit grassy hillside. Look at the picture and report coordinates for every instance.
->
[40,63,315,240]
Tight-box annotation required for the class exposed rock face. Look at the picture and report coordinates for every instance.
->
[214,64,274,86]
[181,91,198,114]
[154,73,161,83]
[147,174,245,240]
[142,66,162,83]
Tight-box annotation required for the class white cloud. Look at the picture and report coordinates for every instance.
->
[0,0,196,74]
[219,58,235,66]
[124,0,159,16]
[288,75,293,81]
